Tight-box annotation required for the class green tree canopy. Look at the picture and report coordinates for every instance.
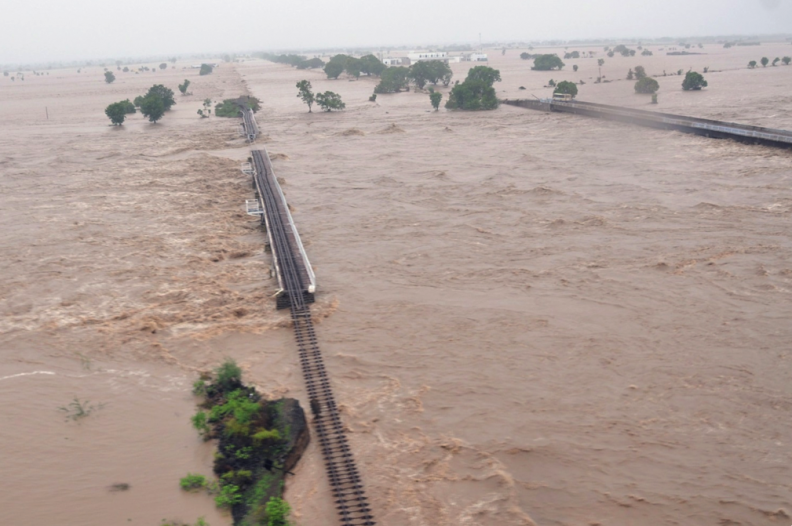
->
[360,54,386,76]
[120,99,136,114]
[140,96,165,122]
[144,84,176,110]
[634,66,647,79]
[315,91,345,111]
[445,66,501,111]
[682,71,707,91]
[429,90,442,110]
[345,57,362,78]
[466,65,501,85]
[554,81,578,98]
[760,57,769,67]
[178,79,190,94]
[634,77,659,94]
[748,60,757,69]
[296,80,315,112]
[374,66,410,93]
[159,63,167,70]
[783,56,791,65]
[297,57,325,69]
[104,71,115,84]
[105,101,127,125]
[324,60,344,79]
[533,54,565,71]
[199,63,213,75]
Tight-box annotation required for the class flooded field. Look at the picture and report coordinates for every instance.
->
[1,41,791,526]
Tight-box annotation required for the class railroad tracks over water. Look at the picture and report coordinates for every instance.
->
[249,149,375,526]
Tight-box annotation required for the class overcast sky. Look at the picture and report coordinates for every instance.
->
[2,0,791,64]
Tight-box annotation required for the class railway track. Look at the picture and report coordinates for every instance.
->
[251,150,375,526]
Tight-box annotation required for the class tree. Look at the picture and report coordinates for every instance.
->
[178,79,191,95]
[532,54,564,70]
[203,98,212,115]
[634,66,647,80]
[120,99,136,114]
[429,90,442,110]
[296,80,315,112]
[140,96,165,122]
[123,66,129,72]
[324,61,344,79]
[627,68,634,80]
[642,49,653,56]
[144,84,176,110]
[105,102,127,125]
[760,57,769,67]
[445,66,500,111]
[359,54,386,76]
[554,81,578,98]
[598,58,605,67]
[682,71,707,91]
[374,66,410,93]
[159,63,167,70]
[772,57,780,66]
[297,57,325,70]
[634,77,659,94]
[133,95,144,107]
[345,57,362,79]
[409,61,433,89]
[104,71,115,84]
[199,63,213,75]
[563,51,580,59]
[783,56,792,65]
[520,52,533,60]
[748,60,757,69]
[315,91,345,111]
[573,65,578,72]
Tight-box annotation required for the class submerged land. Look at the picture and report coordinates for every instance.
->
[1,40,791,525]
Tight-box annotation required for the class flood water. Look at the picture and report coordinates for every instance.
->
[1,43,791,526]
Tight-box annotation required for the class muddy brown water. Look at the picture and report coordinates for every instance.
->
[1,44,791,526]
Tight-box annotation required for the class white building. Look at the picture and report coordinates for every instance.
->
[383,57,406,66]
[469,53,488,62]
[406,51,448,64]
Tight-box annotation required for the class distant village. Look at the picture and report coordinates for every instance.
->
[382,51,488,66]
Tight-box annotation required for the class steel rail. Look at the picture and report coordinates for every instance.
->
[251,150,375,526]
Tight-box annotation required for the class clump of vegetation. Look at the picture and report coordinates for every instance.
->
[429,89,442,110]
[200,64,213,76]
[635,77,659,94]
[748,60,758,69]
[374,66,410,93]
[682,71,708,91]
[179,359,303,526]
[296,80,314,112]
[104,71,115,84]
[572,64,578,72]
[315,91,345,111]
[180,474,208,491]
[553,80,578,98]
[178,79,191,95]
[59,398,103,420]
[634,66,647,79]
[532,54,565,71]
[760,57,769,67]
[104,99,136,125]
[215,96,261,117]
[445,65,501,111]
[409,60,453,89]
[651,94,658,104]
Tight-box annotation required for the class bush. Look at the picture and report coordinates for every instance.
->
[748,60,757,69]
[634,66,646,79]
[315,91,345,111]
[159,63,168,70]
[429,90,442,110]
[265,497,292,526]
[215,359,242,391]
[563,51,580,59]
[215,96,260,117]
[682,71,707,91]
[180,474,208,491]
[641,49,653,56]
[573,65,578,72]
[445,66,500,111]
[651,94,658,104]
[627,68,634,80]
[532,54,564,71]
[104,71,115,84]
[359,54,386,76]
[519,52,534,60]
[105,102,127,125]
[323,60,344,79]
[192,411,210,436]
[215,484,243,508]
[634,77,659,94]
[178,79,191,94]
[554,81,578,98]
[760,57,769,67]
[783,56,791,65]
[200,64,213,75]
[144,84,176,110]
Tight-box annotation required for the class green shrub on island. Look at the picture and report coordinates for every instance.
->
[532,54,565,71]
[105,101,131,125]
[682,71,707,91]
[429,89,442,110]
[104,71,115,84]
[140,95,165,123]
[200,63,213,76]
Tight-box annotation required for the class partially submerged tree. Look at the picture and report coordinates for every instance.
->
[748,60,757,69]
[315,91,345,111]
[199,63,213,76]
[105,101,128,125]
[359,54,386,76]
[374,66,410,93]
[445,66,500,111]
[634,66,647,79]
[598,58,605,67]
[296,80,315,112]
[159,63,168,70]
[324,60,344,79]
[682,71,707,91]
[410,60,452,89]
[760,57,769,67]
[429,89,442,110]
[140,96,165,122]
[772,57,780,66]
[178,79,191,95]
[627,68,634,80]
[553,80,578,98]
[783,56,792,65]
[573,65,578,72]
[104,71,115,84]
[532,54,565,71]
[144,84,176,110]
[214,96,261,117]
[634,76,659,94]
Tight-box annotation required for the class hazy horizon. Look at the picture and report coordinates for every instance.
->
[2,0,791,64]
